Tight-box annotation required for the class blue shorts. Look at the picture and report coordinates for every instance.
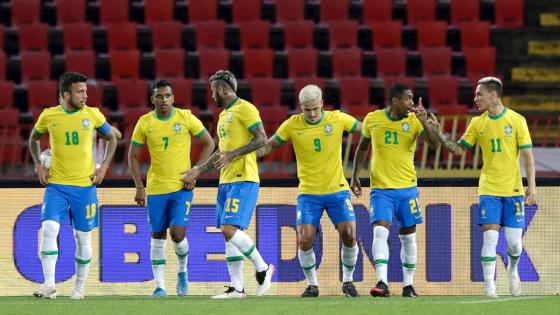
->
[296,190,356,229]
[370,186,423,228]
[216,182,259,230]
[478,195,525,228]
[42,184,98,231]
[147,189,193,233]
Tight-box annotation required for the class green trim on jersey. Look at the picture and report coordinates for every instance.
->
[33,128,46,136]
[384,108,404,122]
[274,133,287,143]
[459,138,474,149]
[131,140,145,147]
[248,121,263,131]
[519,144,533,149]
[304,109,325,126]
[350,120,359,133]
[153,107,176,121]
[194,129,207,138]
[61,104,82,115]
[488,107,508,120]
[225,97,239,109]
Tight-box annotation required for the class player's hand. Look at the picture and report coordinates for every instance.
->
[525,186,538,205]
[214,152,233,170]
[183,178,197,191]
[411,97,428,122]
[36,164,50,186]
[425,112,441,130]
[180,167,201,186]
[92,164,108,185]
[350,177,362,198]
[134,187,146,206]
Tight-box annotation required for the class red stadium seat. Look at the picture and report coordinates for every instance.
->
[407,0,436,26]
[450,0,479,25]
[438,104,468,115]
[198,48,229,79]
[26,80,58,110]
[320,0,348,22]
[107,23,137,50]
[18,23,49,52]
[243,48,274,79]
[328,20,359,48]
[250,78,282,107]
[65,50,96,78]
[463,47,496,78]
[145,0,174,24]
[383,76,415,98]
[0,108,22,167]
[339,77,371,107]
[0,52,5,81]
[416,21,447,49]
[99,0,129,25]
[494,0,524,28]
[167,78,193,108]
[239,20,270,49]
[283,20,314,48]
[428,76,459,107]
[86,81,103,107]
[150,21,182,49]
[363,0,393,23]
[11,0,40,26]
[63,23,93,51]
[0,25,4,55]
[109,49,140,80]
[57,0,86,25]
[460,21,491,48]
[154,48,185,79]
[114,79,149,108]
[420,47,452,77]
[188,0,217,23]
[21,51,51,81]
[287,48,318,78]
[370,20,402,49]
[194,20,226,49]
[275,0,305,23]
[332,48,362,77]
[259,105,289,135]
[0,81,14,108]
[346,104,378,120]
[232,0,261,23]
[376,48,407,77]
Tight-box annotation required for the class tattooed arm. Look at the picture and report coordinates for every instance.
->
[214,124,267,169]
[437,131,466,156]
[256,135,285,158]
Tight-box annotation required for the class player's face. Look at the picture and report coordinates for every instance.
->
[474,84,494,111]
[301,99,323,123]
[211,81,226,107]
[393,89,413,118]
[66,82,87,109]
[151,86,174,114]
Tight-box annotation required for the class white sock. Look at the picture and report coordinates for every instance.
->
[226,241,245,292]
[229,230,268,272]
[151,238,166,290]
[505,227,522,273]
[372,226,390,284]
[341,244,358,283]
[173,238,189,273]
[73,229,92,291]
[399,233,417,287]
[298,247,318,286]
[40,220,60,287]
[481,230,499,292]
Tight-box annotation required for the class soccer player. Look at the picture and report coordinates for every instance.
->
[28,71,117,299]
[181,70,274,299]
[128,80,215,297]
[435,77,537,297]
[350,83,440,298]
[256,85,362,297]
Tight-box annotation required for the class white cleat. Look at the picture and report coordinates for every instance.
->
[211,286,247,299]
[71,287,84,300]
[255,264,275,297]
[508,266,521,297]
[33,284,57,299]
[485,288,498,298]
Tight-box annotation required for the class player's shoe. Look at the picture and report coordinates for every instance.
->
[255,264,275,296]
[342,282,359,297]
[301,285,319,297]
[33,284,56,299]
[70,286,84,300]
[508,265,521,297]
[177,271,189,296]
[485,288,498,298]
[370,280,390,297]
[151,287,167,298]
[211,286,247,299]
[402,285,418,298]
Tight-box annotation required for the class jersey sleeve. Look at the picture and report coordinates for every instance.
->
[130,119,146,147]
[274,118,291,143]
[339,112,359,133]
[33,109,49,134]
[361,114,371,139]
[413,114,424,137]
[188,112,207,138]
[516,116,532,149]
[240,104,263,131]
[92,108,111,136]
[459,117,479,148]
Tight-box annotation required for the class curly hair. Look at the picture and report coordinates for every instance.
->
[209,70,237,92]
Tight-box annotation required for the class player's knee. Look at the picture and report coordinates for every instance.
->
[339,229,356,247]
[73,229,92,246]
[170,231,185,243]
[151,232,167,240]
[42,220,60,238]
[373,221,391,230]
[221,225,237,240]
[298,238,314,251]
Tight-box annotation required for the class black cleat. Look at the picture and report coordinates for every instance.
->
[301,285,319,297]
[342,282,359,297]
[370,280,390,297]
[402,285,418,298]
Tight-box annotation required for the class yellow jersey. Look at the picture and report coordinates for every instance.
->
[131,108,207,195]
[459,107,532,197]
[217,98,262,184]
[34,105,110,186]
[362,109,424,189]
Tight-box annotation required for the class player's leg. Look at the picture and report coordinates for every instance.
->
[296,194,322,297]
[369,189,393,297]
[147,193,171,297]
[479,195,502,297]
[503,196,525,296]
[169,189,193,296]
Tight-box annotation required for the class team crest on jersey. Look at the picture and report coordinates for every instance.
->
[174,122,182,133]
[226,112,234,122]
[402,122,410,132]
[324,123,333,136]
[505,125,513,135]
[82,119,91,129]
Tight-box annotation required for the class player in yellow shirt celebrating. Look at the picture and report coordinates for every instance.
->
[29,72,118,299]
[350,83,440,298]
[436,77,537,297]
[181,70,274,299]
[256,85,362,297]
[129,80,215,297]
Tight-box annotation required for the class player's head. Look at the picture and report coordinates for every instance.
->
[59,71,88,110]
[388,83,413,117]
[299,84,323,123]
[475,76,502,111]
[209,70,237,107]
[150,79,175,114]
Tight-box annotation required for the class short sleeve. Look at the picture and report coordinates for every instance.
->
[240,104,263,131]
[274,118,291,143]
[33,109,49,134]
[361,114,371,139]
[188,112,207,138]
[516,116,532,149]
[130,119,146,147]
[339,112,359,133]
[459,117,479,148]
[92,108,111,136]
[414,115,424,137]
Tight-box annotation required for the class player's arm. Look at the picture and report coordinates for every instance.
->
[256,134,285,158]
[28,128,49,186]
[214,124,267,170]
[436,131,467,156]
[521,148,537,205]
[128,143,146,206]
[194,131,216,167]
[350,135,371,198]
[412,98,440,149]
[93,126,117,185]
[110,125,123,140]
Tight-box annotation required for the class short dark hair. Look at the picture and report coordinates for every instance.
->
[388,83,410,103]
[150,79,173,96]
[477,77,502,97]
[209,70,237,92]
[59,72,87,96]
